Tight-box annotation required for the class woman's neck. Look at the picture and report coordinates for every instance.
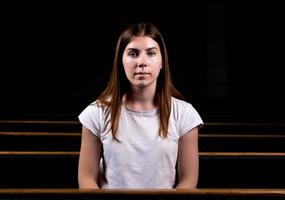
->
[124,85,157,111]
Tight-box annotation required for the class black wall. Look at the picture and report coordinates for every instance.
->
[2,0,285,122]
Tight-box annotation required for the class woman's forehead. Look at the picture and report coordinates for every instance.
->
[125,36,160,50]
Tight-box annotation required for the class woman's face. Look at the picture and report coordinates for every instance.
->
[122,36,162,89]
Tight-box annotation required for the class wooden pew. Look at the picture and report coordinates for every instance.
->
[0,120,284,188]
[199,133,285,152]
[0,152,284,188]
[0,131,80,151]
[0,188,284,200]
[0,120,81,132]
[1,120,284,133]
[201,122,285,134]
[0,130,284,152]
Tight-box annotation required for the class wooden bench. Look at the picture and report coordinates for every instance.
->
[1,130,284,152]
[0,152,284,188]
[201,122,285,134]
[0,120,284,188]
[0,188,284,200]
[1,120,285,133]
[0,120,81,132]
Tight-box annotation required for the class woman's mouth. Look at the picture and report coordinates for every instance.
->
[134,72,150,75]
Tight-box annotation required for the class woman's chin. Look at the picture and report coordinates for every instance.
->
[137,82,147,88]
[130,79,156,89]
[132,81,148,88]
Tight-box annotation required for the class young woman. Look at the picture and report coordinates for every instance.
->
[78,22,203,189]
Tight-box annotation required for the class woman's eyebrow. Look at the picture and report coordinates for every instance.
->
[146,47,158,51]
[126,47,158,52]
[126,48,139,52]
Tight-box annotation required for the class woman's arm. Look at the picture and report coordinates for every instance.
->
[175,127,199,189]
[78,126,102,188]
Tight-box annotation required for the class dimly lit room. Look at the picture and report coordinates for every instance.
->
[1,0,284,199]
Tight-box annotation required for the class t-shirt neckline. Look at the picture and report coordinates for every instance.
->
[122,105,158,116]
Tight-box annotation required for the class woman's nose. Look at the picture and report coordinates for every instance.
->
[138,54,147,68]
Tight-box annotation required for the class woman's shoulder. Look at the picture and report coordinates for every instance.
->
[78,100,110,136]
[171,96,193,109]
[89,100,106,108]
[170,96,202,119]
[81,99,110,116]
[170,97,204,133]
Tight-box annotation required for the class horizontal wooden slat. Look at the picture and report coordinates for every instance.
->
[0,131,80,136]
[201,122,285,134]
[1,120,284,135]
[0,120,79,125]
[0,188,284,196]
[0,151,79,156]
[0,151,284,157]
[1,120,284,126]
[0,120,81,132]
[200,134,285,138]
[0,189,283,200]
[1,120,285,129]
[206,122,285,127]
[1,131,285,138]
[200,152,285,157]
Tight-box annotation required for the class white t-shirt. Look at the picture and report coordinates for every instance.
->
[78,97,203,188]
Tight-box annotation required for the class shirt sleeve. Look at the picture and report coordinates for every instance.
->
[78,104,102,137]
[179,103,203,137]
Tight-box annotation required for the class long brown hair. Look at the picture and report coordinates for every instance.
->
[97,22,183,140]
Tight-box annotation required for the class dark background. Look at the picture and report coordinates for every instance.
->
[2,0,285,122]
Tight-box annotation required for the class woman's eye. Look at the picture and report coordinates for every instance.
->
[128,51,138,57]
[147,51,156,56]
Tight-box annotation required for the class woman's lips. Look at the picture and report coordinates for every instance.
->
[134,72,150,75]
